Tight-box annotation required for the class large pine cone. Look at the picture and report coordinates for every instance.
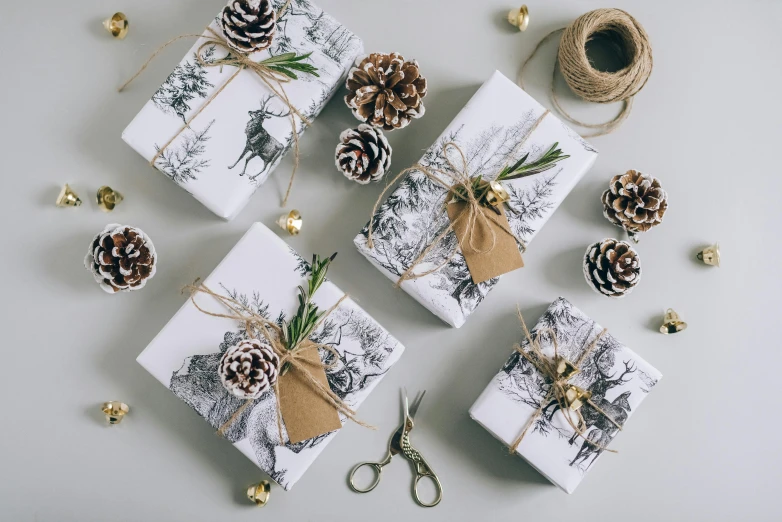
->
[345,53,427,131]
[84,224,157,293]
[219,339,280,399]
[602,170,667,240]
[335,124,392,184]
[219,0,276,54]
[583,238,641,298]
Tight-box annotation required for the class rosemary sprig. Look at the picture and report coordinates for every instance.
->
[282,252,337,352]
[261,52,320,80]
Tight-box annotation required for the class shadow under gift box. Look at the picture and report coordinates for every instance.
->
[354,71,599,328]
[470,297,662,493]
[136,223,405,490]
[121,0,364,220]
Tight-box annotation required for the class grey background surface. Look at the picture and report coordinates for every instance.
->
[1,0,780,520]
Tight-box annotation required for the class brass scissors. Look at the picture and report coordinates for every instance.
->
[348,389,443,507]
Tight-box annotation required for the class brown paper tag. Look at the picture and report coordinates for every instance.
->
[447,201,524,284]
[278,347,342,444]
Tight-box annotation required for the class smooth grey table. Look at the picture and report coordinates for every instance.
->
[2,0,780,520]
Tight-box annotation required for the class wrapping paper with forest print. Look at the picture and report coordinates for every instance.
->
[136,223,404,490]
[122,0,363,219]
[353,71,598,328]
[470,298,662,493]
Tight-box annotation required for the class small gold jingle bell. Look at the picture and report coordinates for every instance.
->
[103,12,129,39]
[101,401,130,424]
[247,480,271,507]
[660,308,687,334]
[56,184,82,207]
[564,386,592,411]
[507,5,530,31]
[697,243,720,267]
[97,186,124,212]
[484,180,510,207]
[277,209,302,236]
[555,358,580,380]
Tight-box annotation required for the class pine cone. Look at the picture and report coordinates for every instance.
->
[335,124,392,184]
[583,239,642,298]
[602,170,667,240]
[84,224,157,293]
[219,339,280,399]
[219,0,276,54]
[345,53,427,131]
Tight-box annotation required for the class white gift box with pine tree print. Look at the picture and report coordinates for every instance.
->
[122,0,363,219]
[136,223,405,490]
[354,71,599,328]
[470,298,662,493]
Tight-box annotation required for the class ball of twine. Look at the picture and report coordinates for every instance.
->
[521,8,653,137]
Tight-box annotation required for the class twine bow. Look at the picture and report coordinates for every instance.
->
[119,0,309,207]
[509,308,622,454]
[183,281,373,442]
[366,110,550,286]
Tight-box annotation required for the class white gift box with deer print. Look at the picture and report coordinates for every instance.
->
[353,71,599,328]
[136,223,405,490]
[122,0,363,219]
[469,298,662,494]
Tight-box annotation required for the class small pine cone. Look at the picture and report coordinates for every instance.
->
[84,224,157,293]
[219,0,276,54]
[345,53,427,131]
[602,170,667,240]
[219,339,280,399]
[335,124,392,184]
[583,239,642,298]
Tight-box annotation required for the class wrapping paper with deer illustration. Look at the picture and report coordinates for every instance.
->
[122,0,364,219]
[469,298,662,494]
[136,223,404,490]
[353,71,598,328]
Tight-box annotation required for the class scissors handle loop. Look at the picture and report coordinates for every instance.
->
[348,459,386,493]
[413,471,443,507]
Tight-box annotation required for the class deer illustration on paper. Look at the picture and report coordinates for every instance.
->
[568,391,632,469]
[229,95,291,181]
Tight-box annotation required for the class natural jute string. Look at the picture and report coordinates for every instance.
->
[119,0,306,207]
[366,110,550,285]
[520,8,653,137]
[183,281,374,442]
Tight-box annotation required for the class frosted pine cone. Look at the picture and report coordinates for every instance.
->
[583,239,641,298]
[84,224,157,293]
[219,339,280,399]
[345,53,427,130]
[219,0,276,54]
[335,124,392,184]
[602,170,667,241]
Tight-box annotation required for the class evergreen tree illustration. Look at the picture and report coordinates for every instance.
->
[152,46,216,122]
[154,119,215,183]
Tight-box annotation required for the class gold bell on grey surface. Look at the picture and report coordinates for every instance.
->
[697,243,720,267]
[507,5,529,31]
[484,180,510,207]
[101,401,129,424]
[103,12,129,39]
[277,209,302,236]
[96,186,124,212]
[660,308,687,334]
[247,480,271,507]
[56,184,82,207]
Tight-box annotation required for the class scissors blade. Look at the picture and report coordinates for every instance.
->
[408,390,426,420]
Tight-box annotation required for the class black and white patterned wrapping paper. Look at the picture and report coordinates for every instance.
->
[470,298,662,493]
[353,71,599,328]
[122,0,364,219]
[137,224,404,490]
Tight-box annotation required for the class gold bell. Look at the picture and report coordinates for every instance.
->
[103,12,129,39]
[484,180,510,207]
[697,243,720,267]
[555,358,580,380]
[507,5,530,31]
[247,480,271,507]
[565,386,592,411]
[660,308,687,334]
[101,401,129,424]
[56,184,82,207]
[277,209,302,236]
[96,186,124,212]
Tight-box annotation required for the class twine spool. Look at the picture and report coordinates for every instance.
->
[521,8,653,137]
